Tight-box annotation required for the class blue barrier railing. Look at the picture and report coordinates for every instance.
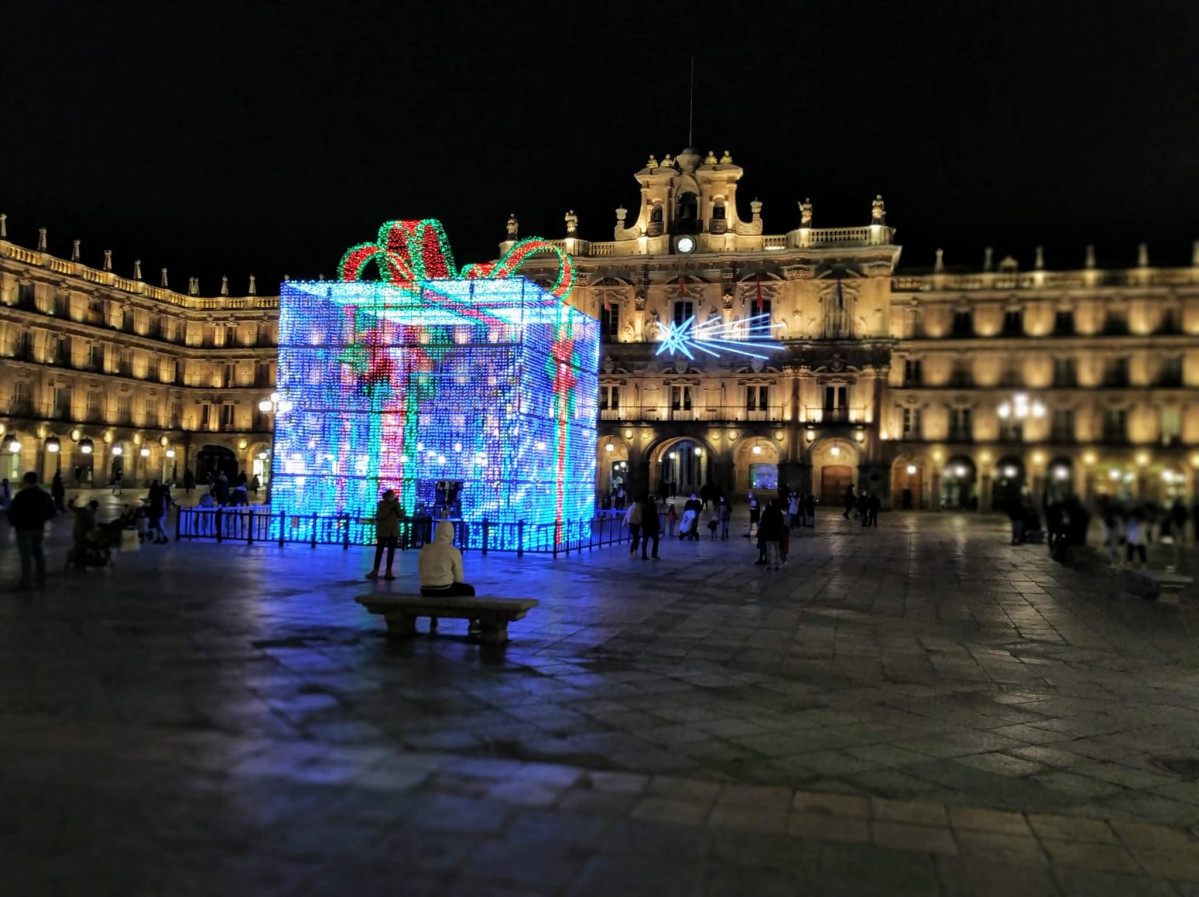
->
[176,507,632,557]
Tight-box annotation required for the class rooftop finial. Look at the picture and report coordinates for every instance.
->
[1193,240,1199,267]
[687,56,695,149]
[134,260,142,280]
[1034,246,1044,270]
[188,277,199,296]
[0,213,6,239]
[564,210,578,237]
[103,249,112,271]
[248,274,257,295]
[506,213,518,240]
[161,268,169,288]
[71,240,81,262]
[983,247,993,272]
[220,275,229,296]
[1085,244,1096,269]
[934,248,945,273]
[799,198,813,228]
[1137,242,1149,267]
[37,227,47,251]
[871,195,886,225]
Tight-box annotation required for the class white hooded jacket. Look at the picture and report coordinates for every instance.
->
[419,520,464,588]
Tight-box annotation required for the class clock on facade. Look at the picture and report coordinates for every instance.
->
[675,235,696,254]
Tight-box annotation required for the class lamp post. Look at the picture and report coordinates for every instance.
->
[257,393,292,496]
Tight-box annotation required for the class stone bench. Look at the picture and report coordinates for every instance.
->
[356,593,538,645]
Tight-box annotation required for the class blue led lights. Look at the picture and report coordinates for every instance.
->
[268,278,599,548]
[655,312,782,360]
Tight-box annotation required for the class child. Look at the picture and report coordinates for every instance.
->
[666,504,678,538]
[707,516,719,539]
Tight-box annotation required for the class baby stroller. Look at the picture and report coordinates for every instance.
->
[66,523,120,570]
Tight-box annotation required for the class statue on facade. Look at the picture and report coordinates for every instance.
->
[506,213,519,240]
[704,150,718,165]
[134,260,142,281]
[103,249,112,272]
[799,198,813,228]
[720,150,733,164]
[646,155,658,170]
[661,154,675,168]
[161,268,169,288]
[71,240,80,262]
[220,275,229,296]
[249,274,257,296]
[564,209,578,237]
[871,195,886,225]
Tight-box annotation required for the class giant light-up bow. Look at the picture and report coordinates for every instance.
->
[339,219,575,300]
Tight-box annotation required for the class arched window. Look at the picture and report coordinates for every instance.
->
[677,192,699,234]
[710,203,727,234]
[648,205,664,236]
[673,300,694,327]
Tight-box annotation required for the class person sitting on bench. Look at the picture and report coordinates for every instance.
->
[419,520,476,597]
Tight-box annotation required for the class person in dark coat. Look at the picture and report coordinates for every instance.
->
[640,495,661,560]
[682,493,703,541]
[843,485,856,519]
[8,472,57,589]
[867,491,881,527]
[183,468,195,495]
[804,493,816,528]
[50,471,66,511]
[759,498,786,570]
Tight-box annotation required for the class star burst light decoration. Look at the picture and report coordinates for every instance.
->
[655,313,781,360]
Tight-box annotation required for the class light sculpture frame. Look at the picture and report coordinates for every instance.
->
[268,221,598,550]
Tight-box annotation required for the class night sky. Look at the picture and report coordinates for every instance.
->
[2,0,1196,293]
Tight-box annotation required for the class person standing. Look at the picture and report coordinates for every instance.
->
[183,468,195,496]
[146,482,167,545]
[867,491,881,528]
[111,468,123,496]
[787,492,800,530]
[366,489,403,581]
[719,497,731,541]
[843,484,856,519]
[665,503,678,538]
[759,498,785,571]
[626,496,642,556]
[215,473,230,506]
[640,494,661,560]
[805,493,816,528]
[51,471,66,512]
[250,474,261,499]
[8,472,57,590]
[747,491,760,537]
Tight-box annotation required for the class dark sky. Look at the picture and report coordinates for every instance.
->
[2,0,1197,293]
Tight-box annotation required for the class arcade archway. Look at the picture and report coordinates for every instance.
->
[942,456,978,510]
[810,438,860,506]
[650,437,710,500]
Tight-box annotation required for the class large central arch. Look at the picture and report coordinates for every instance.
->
[647,436,714,500]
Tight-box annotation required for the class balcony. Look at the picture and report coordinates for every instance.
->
[1049,428,1076,443]
[805,406,851,424]
[598,405,785,423]
[947,428,973,443]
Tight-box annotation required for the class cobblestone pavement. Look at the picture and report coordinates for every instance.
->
[2,509,1199,895]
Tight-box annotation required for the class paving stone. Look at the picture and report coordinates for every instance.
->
[1029,814,1119,843]
[1041,838,1141,873]
[871,820,958,855]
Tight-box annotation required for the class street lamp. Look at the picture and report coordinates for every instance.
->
[997,393,1045,421]
[4,434,21,453]
[258,392,293,415]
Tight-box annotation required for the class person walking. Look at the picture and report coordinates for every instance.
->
[857,490,870,527]
[640,494,661,560]
[867,491,880,528]
[682,493,703,541]
[805,493,816,528]
[111,468,123,496]
[419,520,474,596]
[51,471,66,512]
[8,472,57,590]
[719,497,731,541]
[1170,498,1188,546]
[146,482,168,544]
[843,484,856,519]
[626,496,643,556]
[183,468,195,496]
[214,473,230,506]
[250,474,261,499]
[366,489,403,580]
[665,503,678,538]
[748,491,760,537]
[787,493,800,530]
[1126,510,1147,568]
[759,498,786,570]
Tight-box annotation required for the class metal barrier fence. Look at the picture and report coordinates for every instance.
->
[176,506,633,558]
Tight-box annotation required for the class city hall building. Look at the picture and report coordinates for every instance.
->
[3,148,1198,509]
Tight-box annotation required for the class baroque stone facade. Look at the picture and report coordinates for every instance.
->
[512,148,1199,510]
[0,226,277,488]
[4,147,1198,507]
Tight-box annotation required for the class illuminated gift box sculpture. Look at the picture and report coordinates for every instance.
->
[268,220,598,549]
